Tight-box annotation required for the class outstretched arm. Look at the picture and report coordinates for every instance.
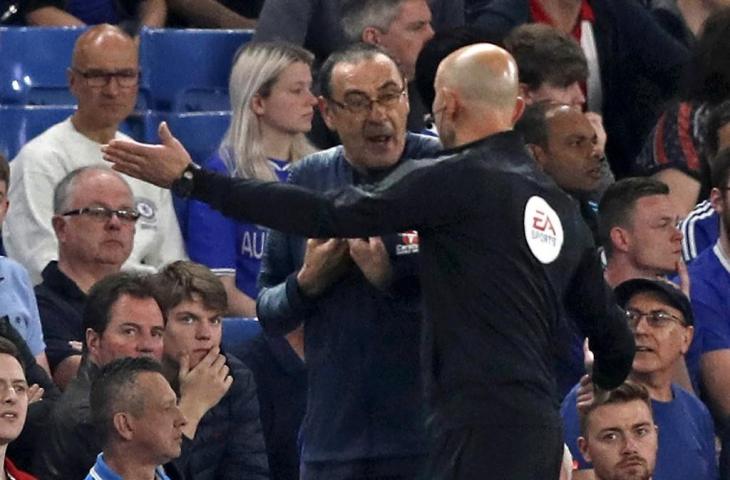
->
[104,123,456,240]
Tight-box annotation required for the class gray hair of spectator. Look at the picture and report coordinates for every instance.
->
[340,0,405,42]
[52,166,132,214]
[0,154,8,188]
[90,356,163,447]
[504,23,588,91]
[0,336,24,375]
[598,178,670,257]
[154,261,228,316]
[711,148,730,190]
[318,43,400,100]
[220,41,316,182]
[579,381,653,437]
[83,272,163,352]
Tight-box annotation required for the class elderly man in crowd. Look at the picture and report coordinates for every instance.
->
[256,43,439,479]
[562,279,717,479]
[4,23,185,284]
[36,166,136,390]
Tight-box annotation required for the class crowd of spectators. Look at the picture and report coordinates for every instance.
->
[2,0,730,479]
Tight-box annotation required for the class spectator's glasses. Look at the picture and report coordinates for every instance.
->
[625,308,685,329]
[329,86,406,115]
[62,206,140,223]
[71,68,140,88]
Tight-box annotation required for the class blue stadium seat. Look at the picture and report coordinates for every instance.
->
[0,105,160,160]
[163,111,231,235]
[0,27,84,106]
[0,105,75,159]
[222,317,262,355]
[0,27,149,108]
[164,111,230,163]
[139,28,253,111]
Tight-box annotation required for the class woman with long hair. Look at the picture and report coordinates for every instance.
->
[186,41,317,316]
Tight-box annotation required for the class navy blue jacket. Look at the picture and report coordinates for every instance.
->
[174,353,269,480]
[469,0,689,177]
[256,133,440,465]
[238,333,306,480]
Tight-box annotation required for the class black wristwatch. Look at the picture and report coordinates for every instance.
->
[171,162,200,198]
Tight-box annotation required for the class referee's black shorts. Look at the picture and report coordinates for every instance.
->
[426,423,564,480]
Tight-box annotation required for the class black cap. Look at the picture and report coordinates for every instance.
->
[614,278,693,326]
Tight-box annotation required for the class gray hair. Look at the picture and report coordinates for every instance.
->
[53,166,132,214]
[340,0,406,42]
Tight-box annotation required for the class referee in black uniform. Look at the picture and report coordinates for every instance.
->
[104,43,634,480]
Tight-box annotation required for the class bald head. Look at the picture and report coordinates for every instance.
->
[72,24,137,69]
[432,43,524,148]
[436,43,520,111]
[69,24,139,136]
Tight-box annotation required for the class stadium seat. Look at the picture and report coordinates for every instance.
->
[0,27,84,106]
[221,317,262,357]
[0,105,161,160]
[138,28,253,111]
[164,110,230,163]
[0,105,75,159]
[162,110,231,235]
[0,27,149,108]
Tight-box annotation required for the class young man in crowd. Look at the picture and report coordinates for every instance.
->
[599,178,684,288]
[0,337,39,479]
[577,382,659,480]
[155,261,268,479]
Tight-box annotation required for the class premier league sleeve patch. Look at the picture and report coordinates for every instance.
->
[524,196,564,264]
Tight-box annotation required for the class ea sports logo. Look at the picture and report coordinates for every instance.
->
[524,196,563,264]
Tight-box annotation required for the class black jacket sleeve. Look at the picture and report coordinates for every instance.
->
[566,248,635,390]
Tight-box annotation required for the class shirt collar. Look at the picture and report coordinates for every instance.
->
[41,261,87,301]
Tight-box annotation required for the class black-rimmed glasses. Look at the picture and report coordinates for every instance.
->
[71,68,140,88]
[328,87,406,115]
[62,206,140,223]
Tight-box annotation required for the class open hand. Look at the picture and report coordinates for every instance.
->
[102,121,192,188]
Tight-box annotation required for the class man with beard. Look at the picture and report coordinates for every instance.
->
[578,381,658,480]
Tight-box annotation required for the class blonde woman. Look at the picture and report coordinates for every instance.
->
[186,42,318,316]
